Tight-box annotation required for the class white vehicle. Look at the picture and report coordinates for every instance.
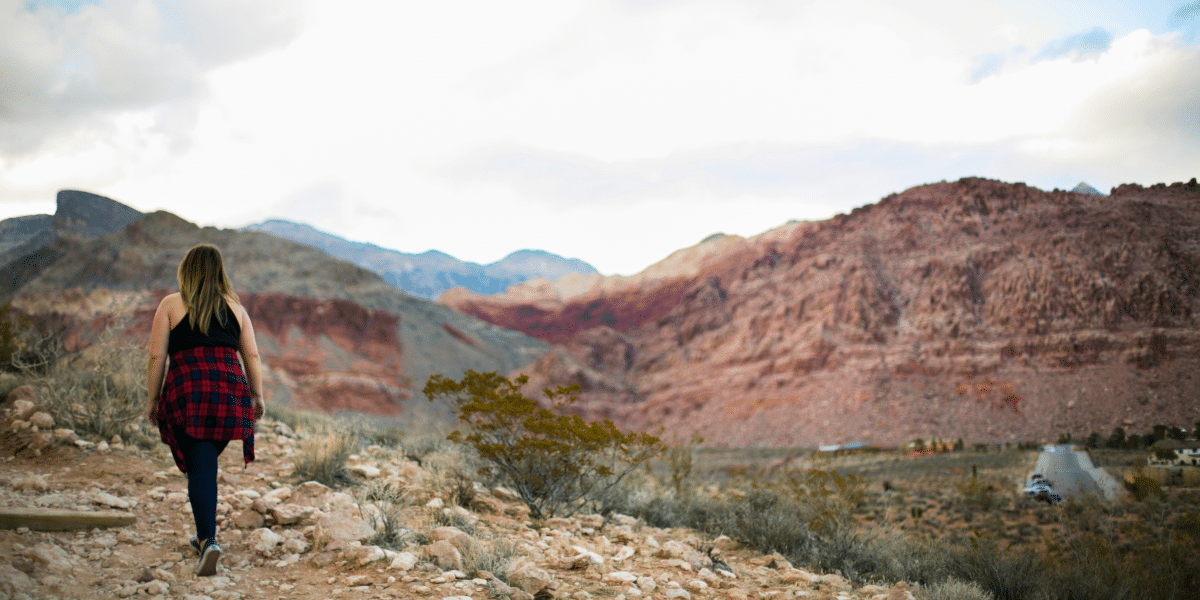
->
[1023,474,1063,504]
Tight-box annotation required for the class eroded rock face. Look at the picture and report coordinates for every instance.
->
[445,178,1200,446]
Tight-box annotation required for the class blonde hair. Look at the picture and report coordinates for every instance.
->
[177,244,239,335]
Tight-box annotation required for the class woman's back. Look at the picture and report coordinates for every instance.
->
[167,302,241,356]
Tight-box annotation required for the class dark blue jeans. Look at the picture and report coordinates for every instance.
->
[173,425,229,546]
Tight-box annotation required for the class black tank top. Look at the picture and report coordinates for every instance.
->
[168,302,241,355]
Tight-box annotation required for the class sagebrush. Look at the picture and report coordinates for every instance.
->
[424,370,663,519]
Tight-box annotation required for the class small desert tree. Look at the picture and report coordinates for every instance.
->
[424,370,662,519]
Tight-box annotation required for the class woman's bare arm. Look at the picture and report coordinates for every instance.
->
[233,300,265,419]
[146,296,175,421]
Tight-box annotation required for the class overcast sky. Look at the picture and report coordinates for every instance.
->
[2,0,1198,276]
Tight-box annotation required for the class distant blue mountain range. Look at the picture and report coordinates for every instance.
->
[242,219,599,301]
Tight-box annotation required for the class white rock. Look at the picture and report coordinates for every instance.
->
[93,492,130,509]
[24,542,77,574]
[28,412,54,429]
[262,485,292,502]
[389,552,419,571]
[281,538,309,554]
[605,571,639,584]
[140,580,170,595]
[166,492,189,503]
[11,399,35,420]
[348,464,380,478]
[313,508,375,551]
[233,489,262,500]
[249,528,285,555]
[12,473,48,492]
[270,503,314,525]
[665,589,691,599]
[637,577,657,592]
[612,546,635,562]
[344,544,387,566]
[426,497,444,508]
[571,545,604,565]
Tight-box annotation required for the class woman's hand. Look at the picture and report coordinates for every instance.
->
[146,399,159,423]
[252,395,265,420]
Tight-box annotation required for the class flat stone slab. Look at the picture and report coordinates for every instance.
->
[0,508,136,531]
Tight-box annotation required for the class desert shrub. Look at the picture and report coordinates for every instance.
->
[920,578,994,600]
[291,426,358,487]
[950,537,1042,600]
[462,538,518,582]
[870,534,955,587]
[663,432,704,498]
[363,502,414,551]
[1124,468,1164,502]
[429,508,477,535]
[265,402,331,434]
[424,370,662,519]
[15,321,152,446]
[958,474,999,511]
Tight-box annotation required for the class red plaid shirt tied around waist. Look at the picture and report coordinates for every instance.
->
[156,345,256,473]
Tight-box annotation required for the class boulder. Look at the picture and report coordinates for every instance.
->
[313,509,375,551]
[428,526,473,552]
[28,412,54,429]
[345,544,387,566]
[281,537,309,554]
[424,540,463,570]
[270,503,315,525]
[24,543,77,574]
[389,551,419,571]
[10,398,36,420]
[249,528,284,555]
[508,558,552,594]
[658,540,689,559]
[289,481,332,507]
[7,385,37,404]
[232,509,265,530]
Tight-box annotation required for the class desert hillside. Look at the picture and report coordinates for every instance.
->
[440,177,1200,447]
[0,197,549,421]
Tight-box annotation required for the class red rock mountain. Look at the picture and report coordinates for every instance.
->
[3,208,548,423]
[440,178,1200,447]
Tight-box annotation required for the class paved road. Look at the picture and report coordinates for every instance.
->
[1025,444,1122,501]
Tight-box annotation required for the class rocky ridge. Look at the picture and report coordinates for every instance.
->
[0,389,920,600]
[2,206,548,420]
[440,178,1200,447]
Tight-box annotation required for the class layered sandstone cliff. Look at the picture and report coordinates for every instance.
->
[440,178,1200,447]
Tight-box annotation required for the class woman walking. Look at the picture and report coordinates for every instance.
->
[146,244,265,576]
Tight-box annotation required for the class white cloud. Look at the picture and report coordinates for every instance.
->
[0,0,301,157]
[0,0,1197,276]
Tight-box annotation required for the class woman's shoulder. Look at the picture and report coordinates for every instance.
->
[225,296,250,321]
[158,293,184,310]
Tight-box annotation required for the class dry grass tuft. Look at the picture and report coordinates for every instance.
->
[291,426,359,488]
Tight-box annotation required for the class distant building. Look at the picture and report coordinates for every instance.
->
[1148,440,1200,467]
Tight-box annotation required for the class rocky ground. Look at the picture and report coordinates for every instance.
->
[0,393,920,600]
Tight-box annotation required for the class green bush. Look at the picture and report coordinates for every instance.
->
[1124,469,1164,502]
[424,370,662,519]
